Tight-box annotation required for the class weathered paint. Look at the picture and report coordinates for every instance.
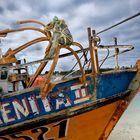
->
[1,100,123,140]
[129,70,140,91]
[96,71,136,99]
[0,71,136,130]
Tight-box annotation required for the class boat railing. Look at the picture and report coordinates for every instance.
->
[0,19,135,97]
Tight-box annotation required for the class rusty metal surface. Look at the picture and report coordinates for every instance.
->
[128,60,140,92]
[99,100,128,140]
[0,70,136,132]
[0,91,130,136]
[98,60,140,140]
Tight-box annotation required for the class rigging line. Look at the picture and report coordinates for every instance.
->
[81,45,133,66]
[98,47,134,63]
[97,12,140,35]
[60,45,133,73]
[0,46,133,72]
[71,50,88,71]
[86,47,134,68]
[87,60,91,70]
[99,48,110,68]
[0,48,89,72]
[0,45,132,71]
[62,50,88,79]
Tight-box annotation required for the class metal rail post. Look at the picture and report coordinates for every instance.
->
[114,37,119,69]
[88,28,97,101]
[92,30,99,73]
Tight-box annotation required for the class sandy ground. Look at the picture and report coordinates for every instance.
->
[108,93,140,140]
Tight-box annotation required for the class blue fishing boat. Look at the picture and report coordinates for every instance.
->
[0,14,140,140]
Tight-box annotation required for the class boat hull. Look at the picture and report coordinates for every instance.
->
[0,99,126,140]
[0,69,139,140]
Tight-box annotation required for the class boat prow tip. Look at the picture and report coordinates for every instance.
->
[136,60,140,70]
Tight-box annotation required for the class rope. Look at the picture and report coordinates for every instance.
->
[97,12,140,35]
[99,48,110,68]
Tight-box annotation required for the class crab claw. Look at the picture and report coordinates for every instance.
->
[79,74,87,87]
[40,82,55,98]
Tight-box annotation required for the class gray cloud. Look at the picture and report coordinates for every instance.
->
[0,0,140,68]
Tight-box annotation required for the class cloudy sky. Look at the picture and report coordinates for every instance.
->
[0,0,140,70]
[0,0,140,139]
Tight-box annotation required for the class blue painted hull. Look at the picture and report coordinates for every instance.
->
[0,70,136,130]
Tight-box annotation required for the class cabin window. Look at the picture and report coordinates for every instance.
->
[0,67,8,80]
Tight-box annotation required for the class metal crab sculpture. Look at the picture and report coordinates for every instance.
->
[0,16,87,98]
